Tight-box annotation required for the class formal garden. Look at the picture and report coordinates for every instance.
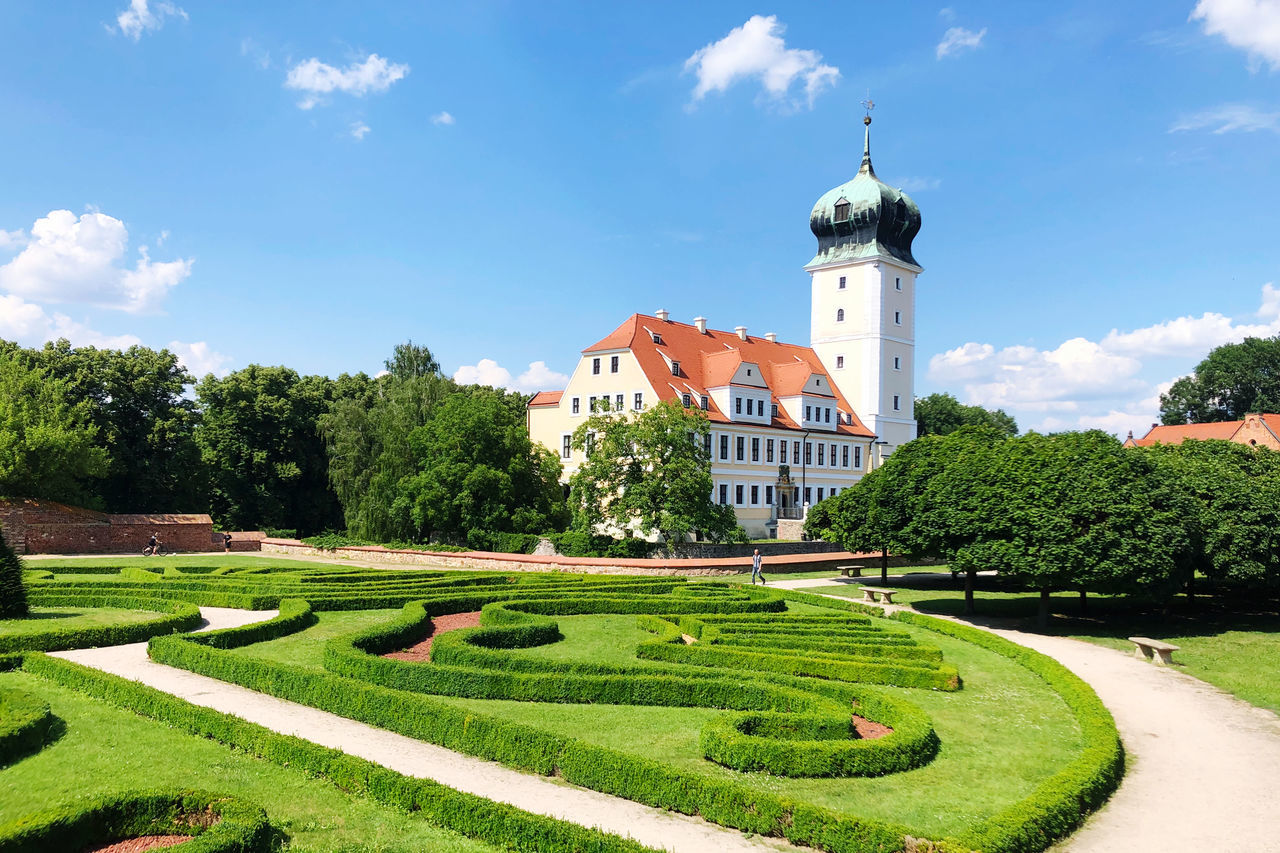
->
[0,548,1125,853]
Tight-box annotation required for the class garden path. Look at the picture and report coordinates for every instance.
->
[775,577,1280,853]
[50,607,795,853]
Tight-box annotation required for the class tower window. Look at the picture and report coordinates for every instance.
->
[894,311,902,325]
[893,395,901,411]
[836,355,844,368]
[893,356,901,370]
[836,308,845,322]
[610,355,619,373]
[895,277,902,291]
[834,200,850,221]
[838,275,846,289]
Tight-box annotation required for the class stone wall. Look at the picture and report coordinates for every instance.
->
[0,498,214,555]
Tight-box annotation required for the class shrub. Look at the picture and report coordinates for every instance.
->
[0,686,55,767]
[0,596,202,653]
[263,528,297,539]
[466,530,542,554]
[0,531,27,618]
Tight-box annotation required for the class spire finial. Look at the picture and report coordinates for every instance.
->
[859,92,876,175]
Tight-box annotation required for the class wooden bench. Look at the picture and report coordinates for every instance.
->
[838,565,864,578]
[860,587,899,605]
[1129,636,1180,666]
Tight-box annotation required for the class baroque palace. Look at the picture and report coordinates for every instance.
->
[528,117,923,538]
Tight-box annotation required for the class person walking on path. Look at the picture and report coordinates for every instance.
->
[223,532,232,552]
[750,549,766,585]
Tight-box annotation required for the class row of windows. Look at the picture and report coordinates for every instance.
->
[836,275,904,291]
[591,355,622,375]
[571,393,643,415]
[834,355,903,371]
[834,308,903,325]
[715,483,842,507]
[715,434,862,469]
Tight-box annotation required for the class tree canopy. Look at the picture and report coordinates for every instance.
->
[570,400,744,544]
[1160,335,1280,424]
[915,392,1017,437]
[0,530,27,618]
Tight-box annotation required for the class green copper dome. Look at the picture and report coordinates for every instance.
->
[807,120,921,268]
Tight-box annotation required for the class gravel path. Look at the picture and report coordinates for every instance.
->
[50,608,794,853]
[778,577,1280,852]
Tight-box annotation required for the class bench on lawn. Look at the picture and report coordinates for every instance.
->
[860,587,899,605]
[838,565,864,578]
[1129,636,1180,666]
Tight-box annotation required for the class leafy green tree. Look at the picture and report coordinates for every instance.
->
[1145,440,1280,591]
[30,339,203,512]
[1160,335,1280,424]
[570,400,744,544]
[915,392,1017,437]
[0,530,27,618]
[0,351,107,504]
[393,386,568,542]
[195,365,341,533]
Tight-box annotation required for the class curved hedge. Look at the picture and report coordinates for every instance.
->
[0,790,273,853]
[0,597,202,653]
[0,686,56,766]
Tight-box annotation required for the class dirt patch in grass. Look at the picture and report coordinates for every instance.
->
[382,611,483,662]
[87,835,194,852]
[851,714,892,740]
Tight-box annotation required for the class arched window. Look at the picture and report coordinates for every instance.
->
[833,199,850,221]
[836,308,845,322]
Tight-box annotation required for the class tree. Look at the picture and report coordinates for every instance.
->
[0,530,27,618]
[1159,335,1280,424]
[0,350,107,504]
[570,400,744,544]
[195,366,341,533]
[915,392,1017,437]
[393,386,568,542]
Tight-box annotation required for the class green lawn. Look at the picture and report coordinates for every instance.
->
[0,607,169,638]
[0,670,497,852]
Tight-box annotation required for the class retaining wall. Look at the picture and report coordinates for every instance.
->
[0,498,213,555]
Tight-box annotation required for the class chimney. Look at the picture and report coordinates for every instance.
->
[735,326,748,341]
[693,316,707,334]
[764,332,777,343]
[1126,430,1134,441]
[655,308,670,322]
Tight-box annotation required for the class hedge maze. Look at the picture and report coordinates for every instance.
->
[0,562,1124,853]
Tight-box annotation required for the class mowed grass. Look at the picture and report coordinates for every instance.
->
[0,607,170,637]
[0,671,497,853]
[807,579,1280,716]
[225,603,1084,838]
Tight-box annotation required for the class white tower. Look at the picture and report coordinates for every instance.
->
[805,114,922,457]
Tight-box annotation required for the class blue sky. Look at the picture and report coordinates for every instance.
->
[1,1,1278,437]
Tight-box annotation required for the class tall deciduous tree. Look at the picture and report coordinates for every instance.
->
[915,392,1017,437]
[0,350,107,505]
[1159,335,1280,424]
[393,386,568,542]
[570,400,744,544]
[0,530,28,618]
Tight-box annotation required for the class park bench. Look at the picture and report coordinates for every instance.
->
[838,565,864,578]
[860,587,899,605]
[1129,636,1180,666]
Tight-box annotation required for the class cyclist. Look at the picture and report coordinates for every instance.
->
[145,533,160,556]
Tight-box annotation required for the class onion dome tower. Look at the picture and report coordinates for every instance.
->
[806,109,923,459]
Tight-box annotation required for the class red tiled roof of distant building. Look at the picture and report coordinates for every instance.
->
[583,313,873,437]
[1130,421,1243,447]
[528,390,563,407]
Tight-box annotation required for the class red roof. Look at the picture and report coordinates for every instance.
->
[528,390,563,407]
[1130,421,1242,447]
[580,314,873,436]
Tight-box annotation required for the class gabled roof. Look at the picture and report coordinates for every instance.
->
[579,314,873,436]
[528,390,563,408]
[1129,421,1243,447]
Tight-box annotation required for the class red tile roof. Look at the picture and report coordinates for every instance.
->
[1130,421,1242,447]
[581,314,873,436]
[528,390,563,407]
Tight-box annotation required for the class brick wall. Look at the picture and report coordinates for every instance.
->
[0,499,214,555]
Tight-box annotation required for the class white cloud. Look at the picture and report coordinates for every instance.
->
[684,15,839,109]
[284,53,409,110]
[1170,103,1280,135]
[0,210,192,314]
[168,340,232,378]
[431,111,455,126]
[892,176,942,192]
[0,293,142,350]
[240,37,271,70]
[453,359,570,394]
[939,7,957,21]
[115,0,187,41]
[1191,0,1280,70]
[937,26,987,59]
[349,121,371,140]
[0,229,26,251]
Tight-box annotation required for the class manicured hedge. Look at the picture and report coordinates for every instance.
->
[0,789,273,853]
[0,686,55,766]
[0,532,27,619]
[0,596,203,653]
[23,655,660,853]
[183,599,316,650]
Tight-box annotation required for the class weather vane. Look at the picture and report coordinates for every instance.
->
[861,92,875,126]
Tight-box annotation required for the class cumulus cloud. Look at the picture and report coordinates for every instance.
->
[349,121,371,140]
[0,210,192,314]
[1170,103,1280,134]
[168,340,233,378]
[115,0,187,41]
[284,53,409,109]
[0,293,142,350]
[937,26,987,59]
[431,111,455,126]
[453,359,570,394]
[1191,0,1280,69]
[684,15,839,109]
[0,229,26,251]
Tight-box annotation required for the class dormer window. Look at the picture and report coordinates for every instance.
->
[771,404,778,418]
[834,199,850,221]
[652,332,663,344]
[682,393,691,407]
[670,360,680,376]
[700,396,709,410]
